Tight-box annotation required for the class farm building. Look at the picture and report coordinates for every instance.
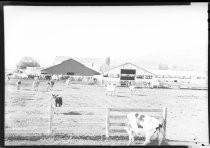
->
[41,58,100,76]
[53,56,105,72]
[149,70,208,89]
[24,67,45,75]
[100,62,156,87]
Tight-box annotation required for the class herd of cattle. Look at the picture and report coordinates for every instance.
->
[7,74,165,145]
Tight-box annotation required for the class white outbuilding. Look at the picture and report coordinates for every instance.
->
[101,62,156,87]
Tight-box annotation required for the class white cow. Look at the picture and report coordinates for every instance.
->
[151,81,160,88]
[66,79,71,87]
[124,112,163,145]
[47,81,54,91]
[32,80,39,91]
[129,85,137,94]
[19,73,28,79]
[52,75,59,81]
[16,80,21,90]
[105,83,116,96]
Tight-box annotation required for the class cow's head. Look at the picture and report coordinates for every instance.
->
[52,94,59,98]
[135,113,145,128]
[136,114,145,123]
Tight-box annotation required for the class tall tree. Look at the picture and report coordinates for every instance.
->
[16,57,40,70]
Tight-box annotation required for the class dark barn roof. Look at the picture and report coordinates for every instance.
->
[41,59,100,76]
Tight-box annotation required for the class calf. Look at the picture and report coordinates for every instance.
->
[124,112,163,145]
[52,94,62,107]
[105,83,116,96]
[16,80,21,90]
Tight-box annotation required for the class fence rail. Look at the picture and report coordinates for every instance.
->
[106,107,167,140]
[5,106,167,140]
[109,108,163,112]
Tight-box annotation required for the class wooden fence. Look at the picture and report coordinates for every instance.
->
[6,105,167,140]
[105,107,167,139]
[49,105,106,135]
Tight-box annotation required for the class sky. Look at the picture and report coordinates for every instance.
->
[4,3,208,71]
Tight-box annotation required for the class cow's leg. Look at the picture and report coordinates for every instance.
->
[157,131,164,145]
[142,129,155,145]
[124,125,134,145]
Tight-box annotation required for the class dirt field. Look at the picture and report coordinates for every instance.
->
[4,79,209,147]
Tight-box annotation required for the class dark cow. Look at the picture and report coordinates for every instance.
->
[52,94,62,107]
[45,75,52,81]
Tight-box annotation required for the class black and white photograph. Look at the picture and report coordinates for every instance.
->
[3,2,208,147]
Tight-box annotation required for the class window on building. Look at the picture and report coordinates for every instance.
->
[67,72,74,75]
[103,74,108,77]
[145,75,152,79]
[136,75,144,79]
[174,80,177,83]
[197,77,201,79]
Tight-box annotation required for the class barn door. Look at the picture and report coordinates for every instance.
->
[120,69,136,86]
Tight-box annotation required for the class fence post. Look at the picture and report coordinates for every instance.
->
[49,100,54,135]
[163,107,167,140]
[106,108,110,139]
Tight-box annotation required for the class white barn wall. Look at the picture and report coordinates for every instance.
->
[101,63,155,87]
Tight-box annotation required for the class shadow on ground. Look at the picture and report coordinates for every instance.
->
[116,95,129,98]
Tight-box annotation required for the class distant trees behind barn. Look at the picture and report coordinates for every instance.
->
[16,57,40,70]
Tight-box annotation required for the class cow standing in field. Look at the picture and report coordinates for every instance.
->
[105,83,116,96]
[47,81,54,91]
[52,75,59,81]
[45,75,51,81]
[66,78,71,87]
[52,94,62,107]
[16,80,21,90]
[128,82,137,95]
[124,112,164,145]
[32,80,39,91]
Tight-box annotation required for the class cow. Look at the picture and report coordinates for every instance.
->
[47,81,54,91]
[32,80,39,91]
[128,82,137,95]
[124,112,164,145]
[52,75,59,81]
[105,83,116,96]
[151,81,160,88]
[16,80,21,90]
[66,78,71,87]
[52,94,62,107]
[45,75,51,81]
